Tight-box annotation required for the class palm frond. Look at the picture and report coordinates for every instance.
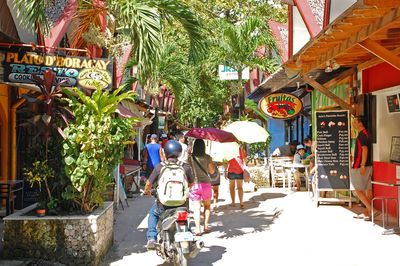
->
[14,0,53,35]
[70,0,108,54]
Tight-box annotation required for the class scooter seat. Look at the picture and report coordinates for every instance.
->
[160,207,188,221]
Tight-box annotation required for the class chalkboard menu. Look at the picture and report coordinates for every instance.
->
[387,94,400,113]
[316,110,350,189]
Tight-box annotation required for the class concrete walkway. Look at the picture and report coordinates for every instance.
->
[102,178,400,266]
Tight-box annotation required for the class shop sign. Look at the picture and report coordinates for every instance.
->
[387,94,400,113]
[218,65,249,80]
[313,77,350,110]
[258,92,303,120]
[2,51,113,90]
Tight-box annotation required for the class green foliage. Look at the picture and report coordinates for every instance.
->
[14,0,54,35]
[22,137,72,212]
[248,137,272,160]
[107,0,205,84]
[185,0,288,23]
[23,161,54,191]
[23,160,55,210]
[62,86,139,213]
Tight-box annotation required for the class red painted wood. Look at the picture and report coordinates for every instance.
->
[362,62,400,93]
[294,0,321,38]
[115,45,133,88]
[288,5,293,58]
[268,20,289,62]
[45,0,78,52]
[372,162,398,216]
[323,0,331,28]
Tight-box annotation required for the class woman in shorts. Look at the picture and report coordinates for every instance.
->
[225,145,246,209]
[188,139,217,235]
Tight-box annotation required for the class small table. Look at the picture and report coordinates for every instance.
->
[371,179,400,234]
[282,163,309,190]
[0,180,24,216]
[120,164,141,193]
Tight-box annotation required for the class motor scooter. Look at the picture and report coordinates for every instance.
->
[149,189,204,266]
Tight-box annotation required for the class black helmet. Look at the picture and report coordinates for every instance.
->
[164,140,182,158]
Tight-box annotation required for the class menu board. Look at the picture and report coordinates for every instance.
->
[387,94,400,113]
[390,136,400,163]
[316,110,350,189]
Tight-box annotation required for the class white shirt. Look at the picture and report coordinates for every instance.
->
[178,143,188,163]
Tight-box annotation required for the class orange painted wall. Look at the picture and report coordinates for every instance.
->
[0,84,9,182]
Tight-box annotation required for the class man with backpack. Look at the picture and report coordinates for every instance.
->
[143,140,194,249]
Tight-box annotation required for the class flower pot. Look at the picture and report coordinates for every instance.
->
[36,209,46,217]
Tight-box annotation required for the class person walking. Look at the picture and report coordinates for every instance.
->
[211,163,221,212]
[176,133,189,163]
[188,139,217,235]
[225,145,246,209]
[143,134,165,178]
[350,116,376,221]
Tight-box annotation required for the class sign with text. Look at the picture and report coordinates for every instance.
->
[316,110,350,189]
[387,94,400,113]
[258,92,303,120]
[218,65,249,80]
[313,76,350,110]
[2,51,113,90]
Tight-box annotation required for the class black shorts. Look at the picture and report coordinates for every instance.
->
[228,172,243,180]
[145,166,154,178]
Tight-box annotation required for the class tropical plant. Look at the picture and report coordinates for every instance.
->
[14,0,54,35]
[21,69,71,160]
[62,86,140,213]
[23,160,55,204]
[22,137,72,213]
[122,44,191,105]
[72,0,205,83]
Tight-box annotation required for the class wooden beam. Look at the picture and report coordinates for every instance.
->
[358,38,400,70]
[358,46,400,70]
[302,6,400,73]
[322,66,356,88]
[365,0,400,8]
[302,74,355,115]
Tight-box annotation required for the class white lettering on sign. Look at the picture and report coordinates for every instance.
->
[218,65,250,80]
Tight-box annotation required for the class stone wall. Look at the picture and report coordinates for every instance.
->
[3,202,113,266]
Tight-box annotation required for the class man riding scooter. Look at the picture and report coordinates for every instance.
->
[143,140,194,249]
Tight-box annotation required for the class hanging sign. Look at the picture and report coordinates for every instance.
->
[258,92,303,119]
[2,51,113,90]
[218,65,250,80]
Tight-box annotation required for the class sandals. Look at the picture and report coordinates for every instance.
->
[353,213,368,219]
[353,213,374,221]
[204,227,211,233]
[240,204,245,209]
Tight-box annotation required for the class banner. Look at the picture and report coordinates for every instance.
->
[2,51,113,90]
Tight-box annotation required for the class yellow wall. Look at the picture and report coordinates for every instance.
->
[0,84,9,181]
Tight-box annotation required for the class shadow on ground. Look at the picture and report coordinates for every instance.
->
[211,192,286,239]
[157,245,226,266]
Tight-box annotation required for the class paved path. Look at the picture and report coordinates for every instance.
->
[102,178,400,266]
